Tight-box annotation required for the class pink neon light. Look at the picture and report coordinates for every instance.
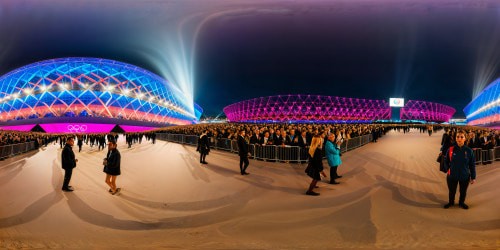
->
[0,124,36,132]
[39,123,116,133]
[119,125,157,132]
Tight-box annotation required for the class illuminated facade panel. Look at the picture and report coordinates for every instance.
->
[0,58,201,127]
[464,78,500,126]
[400,100,455,123]
[223,94,392,123]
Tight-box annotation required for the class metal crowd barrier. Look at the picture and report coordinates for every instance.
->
[156,133,373,163]
[470,148,498,165]
[0,141,36,160]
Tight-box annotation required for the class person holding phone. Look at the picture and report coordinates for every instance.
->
[325,133,342,184]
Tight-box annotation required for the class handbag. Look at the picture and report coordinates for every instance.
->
[436,153,442,163]
[439,147,454,173]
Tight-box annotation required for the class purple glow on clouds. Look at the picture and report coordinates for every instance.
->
[0,124,36,132]
[39,123,116,133]
[119,125,157,132]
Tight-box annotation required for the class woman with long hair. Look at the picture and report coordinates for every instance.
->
[305,135,327,196]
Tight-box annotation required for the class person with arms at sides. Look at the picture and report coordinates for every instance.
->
[61,136,78,192]
[103,140,122,195]
[197,129,210,164]
[77,135,83,152]
[443,130,476,209]
[305,135,327,196]
[237,130,250,175]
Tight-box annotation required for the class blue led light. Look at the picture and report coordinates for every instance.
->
[464,78,500,125]
[0,58,202,124]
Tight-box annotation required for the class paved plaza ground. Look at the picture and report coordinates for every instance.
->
[1,129,499,249]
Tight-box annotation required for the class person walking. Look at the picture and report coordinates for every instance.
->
[61,136,78,192]
[103,140,121,195]
[237,130,250,175]
[77,135,83,152]
[325,133,342,185]
[197,129,210,164]
[305,135,327,196]
[443,130,476,209]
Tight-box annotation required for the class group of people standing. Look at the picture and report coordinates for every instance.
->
[197,128,344,194]
[61,135,122,195]
[304,133,344,196]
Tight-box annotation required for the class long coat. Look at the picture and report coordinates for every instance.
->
[325,140,342,167]
[237,135,248,157]
[61,144,76,170]
[306,148,324,180]
[197,134,210,154]
[104,149,121,176]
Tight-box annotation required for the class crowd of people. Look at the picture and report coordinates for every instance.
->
[2,122,498,201]
[0,131,57,147]
[157,123,390,147]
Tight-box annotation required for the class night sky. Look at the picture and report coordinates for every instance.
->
[1,0,500,118]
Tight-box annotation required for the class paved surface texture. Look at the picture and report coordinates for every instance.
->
[1,129,499,249]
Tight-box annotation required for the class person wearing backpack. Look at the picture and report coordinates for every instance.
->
[443,130,476,209]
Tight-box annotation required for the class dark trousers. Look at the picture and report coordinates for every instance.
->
[330,166,338,179]
[200,153,206,163]
[239,156,249,174]
[62,168,73,189]
[446,176,469,204]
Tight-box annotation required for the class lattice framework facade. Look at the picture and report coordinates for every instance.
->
[0,58,200,125]
[223,95,391,122]
[400,100,455,122]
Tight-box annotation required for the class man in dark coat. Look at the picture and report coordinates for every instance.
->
[237,130,250,175]
[77,136,83,152]
[197,130,210,164]
[467,131,480,149]
[61,136,77,192]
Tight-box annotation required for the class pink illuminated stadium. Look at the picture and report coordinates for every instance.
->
[223,95,455,123]
[223,95,391,123]
[400,100,456,123]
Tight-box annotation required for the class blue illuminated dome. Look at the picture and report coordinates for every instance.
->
[464,78,500,127]
[0,58,202,127]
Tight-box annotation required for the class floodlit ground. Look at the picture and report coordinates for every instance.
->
[0,129,499,249]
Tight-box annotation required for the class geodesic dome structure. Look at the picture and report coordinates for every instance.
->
[0,58,201,125]
[400,100,455,123]
[223,94,391,123]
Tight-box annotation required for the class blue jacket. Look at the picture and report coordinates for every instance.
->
[444,143,476,181]
[325,140,342,167]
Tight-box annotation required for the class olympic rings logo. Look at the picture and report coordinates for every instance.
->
[67,124,88,132]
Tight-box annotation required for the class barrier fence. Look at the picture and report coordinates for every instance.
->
[0,141,36,160]
[157,133,500,165]
[156,133,373,163]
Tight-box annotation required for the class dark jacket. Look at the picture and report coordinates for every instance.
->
[61,144,76,170]
[306,148,324,180]
[197,134,210,154]
[104,149,121,176]
[297,135,308,148]
[444,143,476,181]
[249,134,260,144]
[237,135,248,157]
[467,137,480,149]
